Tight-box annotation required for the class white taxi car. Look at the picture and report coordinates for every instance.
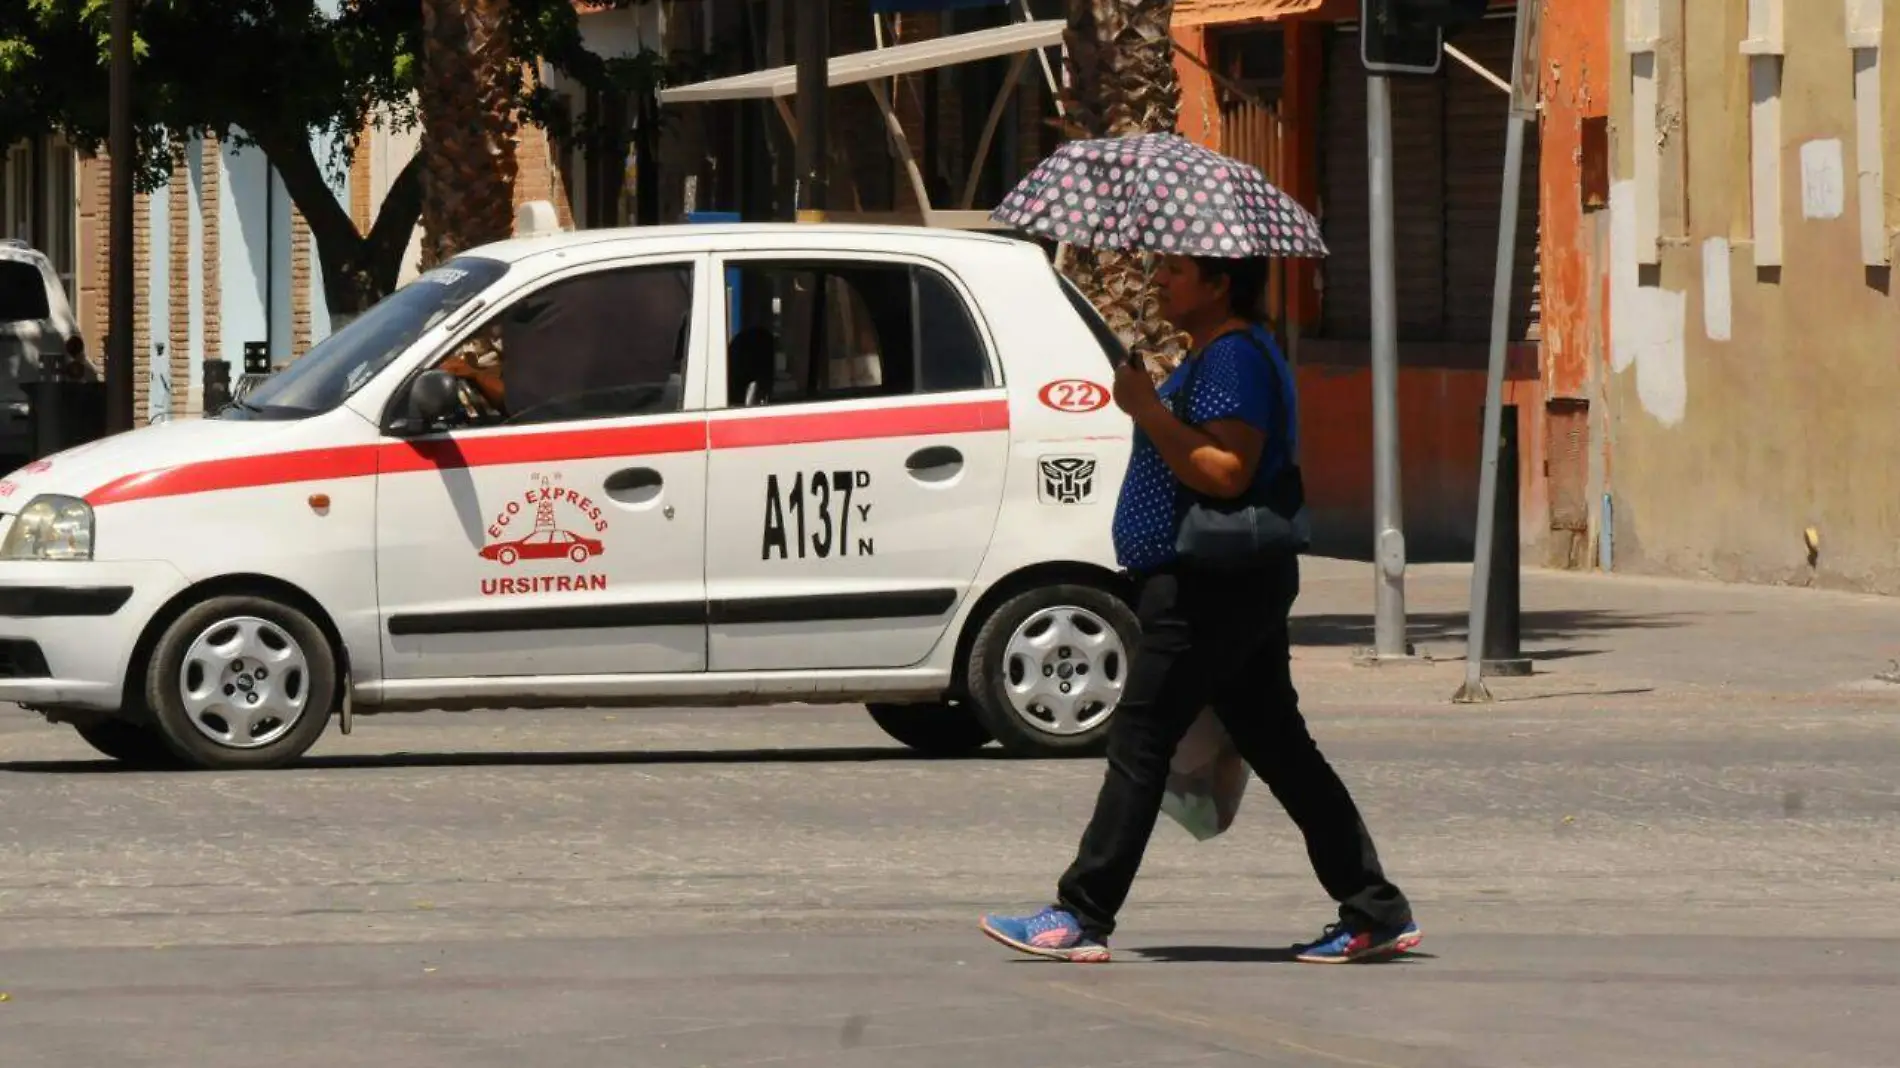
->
[0,224,1141,770]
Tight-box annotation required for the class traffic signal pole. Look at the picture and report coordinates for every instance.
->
[1356,0,1488,666]
[1365,73,1412,661]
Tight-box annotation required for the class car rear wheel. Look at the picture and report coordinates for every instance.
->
[866,701,993,757]
[144,595,338,771]
[71,717,185,769]
[965,584,1138,756]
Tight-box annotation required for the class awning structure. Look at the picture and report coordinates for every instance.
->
[658,19,1062,103]
[658,20,1067,230]
[1171,0,1350,28]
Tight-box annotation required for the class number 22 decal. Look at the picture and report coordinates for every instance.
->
[1038,379,1110,413]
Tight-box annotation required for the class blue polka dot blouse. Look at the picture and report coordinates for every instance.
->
[1110,324,1298,572]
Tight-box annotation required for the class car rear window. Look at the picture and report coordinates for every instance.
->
[1055,272,1129,368]
[721,259,996,407]
[0,262,50,323]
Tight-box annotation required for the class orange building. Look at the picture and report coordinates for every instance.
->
[1171,0,1608,569]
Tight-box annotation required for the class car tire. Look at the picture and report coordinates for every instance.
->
[965,584,1139,757]
[497,547,518,566]
[866,701,993,757]
[71,717,185,769]
[143,595,338,771]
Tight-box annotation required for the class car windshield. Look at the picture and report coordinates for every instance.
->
[222,256,509,420]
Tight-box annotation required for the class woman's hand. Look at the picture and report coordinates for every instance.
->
[1113,359,1162,419]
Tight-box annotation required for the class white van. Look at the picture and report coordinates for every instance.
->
[0,224,1141,769]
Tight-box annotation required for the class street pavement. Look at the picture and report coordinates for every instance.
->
[2,558,1898,1066]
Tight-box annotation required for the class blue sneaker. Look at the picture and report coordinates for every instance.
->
[1293,919,1423,964]
[979,907,1111,963]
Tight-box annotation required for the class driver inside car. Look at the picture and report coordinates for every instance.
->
[438,323,507,417]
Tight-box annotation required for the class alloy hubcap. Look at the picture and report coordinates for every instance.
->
[178,616,310,749]
[1002,606,1126,736]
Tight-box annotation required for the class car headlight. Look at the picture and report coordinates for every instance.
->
[1,495,95,561]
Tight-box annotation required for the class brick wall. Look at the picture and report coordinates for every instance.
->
[131,189,150,423]
[167,148,190,417]
[513,120,575,227]
[290,207,312,359]
[77,152,108,352]
[350,124,374,235]
[200,136,221,370]
[71,151,160,410]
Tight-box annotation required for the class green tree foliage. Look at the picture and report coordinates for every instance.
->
[0,0,691,316]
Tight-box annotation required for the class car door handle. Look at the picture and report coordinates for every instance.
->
[605,467,665,507]
[905,445,963,484]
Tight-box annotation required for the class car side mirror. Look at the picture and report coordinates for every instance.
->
[393,369,463,435]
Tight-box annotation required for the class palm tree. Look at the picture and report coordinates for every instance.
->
[1062,0,1187,375]
[417,0,520,270]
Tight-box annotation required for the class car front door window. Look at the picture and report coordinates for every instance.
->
[432,262,695,428]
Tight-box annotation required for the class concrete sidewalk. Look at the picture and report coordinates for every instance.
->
[1287,557,1900,707]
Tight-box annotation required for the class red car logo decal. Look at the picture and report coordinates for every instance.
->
[479,529,605,567]
[479,473,609,568]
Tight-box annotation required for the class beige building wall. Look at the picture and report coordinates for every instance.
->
[1607,0,1900,593]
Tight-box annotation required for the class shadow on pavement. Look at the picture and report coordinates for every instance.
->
[0,744,1093,775]
[1131,944,1437,964]
[1291,609,1689,653]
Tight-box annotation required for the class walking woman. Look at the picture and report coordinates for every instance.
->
[980,254,1419,964]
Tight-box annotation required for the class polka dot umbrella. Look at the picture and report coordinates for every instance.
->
[991,132,1327,259]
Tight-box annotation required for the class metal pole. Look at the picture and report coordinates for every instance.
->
[1365,73,1410,660]
[1455,1,1539,703]
[105,0,135,434]
[793,0,829,220]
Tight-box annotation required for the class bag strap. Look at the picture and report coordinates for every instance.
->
[1173,325,1296,471]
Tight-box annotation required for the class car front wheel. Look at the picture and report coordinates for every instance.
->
[865,701,993,757]
[965,584,1138,756]
[144,595,338,770]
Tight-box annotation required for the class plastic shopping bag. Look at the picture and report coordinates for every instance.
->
[1159,707,1250,841]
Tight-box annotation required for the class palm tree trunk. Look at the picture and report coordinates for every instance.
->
[1062,0,1187,377]
[418,0,520,270]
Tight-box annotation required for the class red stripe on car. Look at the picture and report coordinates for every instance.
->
[708,398,1008,450]
[84,399,1010,507]
[376,420,709,477]
[86,446,384,506]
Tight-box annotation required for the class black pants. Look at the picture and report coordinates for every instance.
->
[1055,556,1412,941]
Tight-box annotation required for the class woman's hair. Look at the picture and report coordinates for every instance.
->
[1191,256,1271,322]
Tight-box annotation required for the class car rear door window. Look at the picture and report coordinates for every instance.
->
[721,260,994,408]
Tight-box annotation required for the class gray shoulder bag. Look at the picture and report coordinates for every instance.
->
[1169,329,1312,569]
